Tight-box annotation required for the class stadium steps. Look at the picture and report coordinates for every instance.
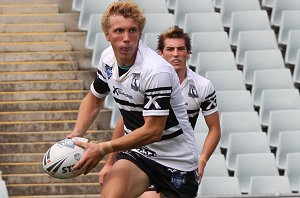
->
[0,32,86,50]
[0,23,66,33]
[0,61,79,72]
[0,0,112,197]
[0,4,59,15]
[0,51,92,69]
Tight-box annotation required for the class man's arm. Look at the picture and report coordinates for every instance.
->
[73,115,168,175]
[99,117,125,184]
[198,111,221,179]
[67,91,104,138]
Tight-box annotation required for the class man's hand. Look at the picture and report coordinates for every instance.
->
[66,131,84,139]
[99,164,113,185]
[72,141,104,175]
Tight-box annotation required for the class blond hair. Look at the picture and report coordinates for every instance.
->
[101,1,146,35]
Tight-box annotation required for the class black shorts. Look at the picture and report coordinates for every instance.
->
[117,151,199,198]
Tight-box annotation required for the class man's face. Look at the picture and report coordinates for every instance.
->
[160,38,190,71]
[105,15,141,65]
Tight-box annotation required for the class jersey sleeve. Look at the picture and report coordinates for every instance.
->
[200,81,218,116]
[143,72,172,116]
[90,69,110,98]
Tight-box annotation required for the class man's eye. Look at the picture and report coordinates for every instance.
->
[115,29,123,33]
[129,28,137,33]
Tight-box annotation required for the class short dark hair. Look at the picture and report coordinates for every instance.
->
[157,26,192,53]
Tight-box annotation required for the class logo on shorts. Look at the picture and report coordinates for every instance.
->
[171,171,187,189]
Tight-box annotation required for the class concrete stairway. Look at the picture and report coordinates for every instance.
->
[0,0,113,197]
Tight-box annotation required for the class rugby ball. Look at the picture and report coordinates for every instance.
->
[42,137,88,179]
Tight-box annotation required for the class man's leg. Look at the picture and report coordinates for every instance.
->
[101,159,151,198]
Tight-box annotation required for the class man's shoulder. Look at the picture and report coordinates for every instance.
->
[187,68,211,86]
[139,44,173,74]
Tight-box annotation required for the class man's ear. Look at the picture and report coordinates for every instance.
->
[159,51,163,56]
[187,51,191,59]
[105,33,110,42]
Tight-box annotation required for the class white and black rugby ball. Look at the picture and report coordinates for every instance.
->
[43,137,88,179]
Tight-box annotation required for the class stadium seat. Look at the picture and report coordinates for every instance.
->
[229,10,271,47]
[194,114,209,133]
[234,153,279,194]
[278,11,300,46]
[270,0,300,27]
[261,0,275,9]
[104,93,115,110]
[259,89,300,127]
[284,153,300,192]
[72,0,83,11]
[243,49,285,86]
[205,70,246,91]
[220,0,261,29]
[212,0,222,10]
[78,0,116,31]
[85,14,103,49]
[267,110,300,149]
[293,50,300,84]
[251,69,294,108]
[166,0,176,11]
[216,90,254,115]
[190,32,231,67]
[143,13,175,40]
[134,0,168,13]
[226,132,271,172]
[110,103,121,129]
[91,32,110,68]
[220,111,262,149]
[194,133,221,154]
[174,0,214,28]
[183,12,224,36]
[236,30,279,66]
[276,131,300,170]
[204,154,229,177]
[285,30,300,65]
[143,32,159,51]
[198,176,241,196]
[195,51,237,77]
[249,176,292,195]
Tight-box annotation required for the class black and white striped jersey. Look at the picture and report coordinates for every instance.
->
[91,42,198,171]
[181,68,218,129]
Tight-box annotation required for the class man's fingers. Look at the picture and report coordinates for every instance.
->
[74,141,87,148]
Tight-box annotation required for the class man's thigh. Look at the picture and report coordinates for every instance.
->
[101,159,151,198]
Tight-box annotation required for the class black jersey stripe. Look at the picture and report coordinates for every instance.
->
[188,115,199,129]
[93,76,110,95]
[120,109,144,131]
[205,90,216,100]
[164,107,179,130]
[161,129,183,140]
[114,97,144,108]
[187,109,200,114]
[145,86,172,93]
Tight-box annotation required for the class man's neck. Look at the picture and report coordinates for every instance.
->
[176,67,187,84]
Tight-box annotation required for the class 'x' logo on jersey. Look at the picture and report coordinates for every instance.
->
[145,95,163,109]
[206,98,217,110]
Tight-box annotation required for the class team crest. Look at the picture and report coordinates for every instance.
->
[105,64,113,79]
[188,80,198,98]
[131,73,140,91]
